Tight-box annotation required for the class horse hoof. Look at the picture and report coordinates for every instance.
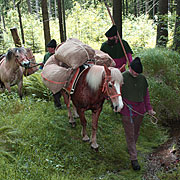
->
[82,135,90,142]
[69,122,76,128]
[91,146,99,152]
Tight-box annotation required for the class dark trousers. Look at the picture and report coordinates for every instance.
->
[53,91,62,108]
[122,115,143,160]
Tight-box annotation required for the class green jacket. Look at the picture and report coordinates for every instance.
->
[100,40,133,59]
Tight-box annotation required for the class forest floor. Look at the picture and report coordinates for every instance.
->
[143,124,180,179]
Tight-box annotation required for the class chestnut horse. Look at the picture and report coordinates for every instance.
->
[0,47,30,99]
[62,64,124,150]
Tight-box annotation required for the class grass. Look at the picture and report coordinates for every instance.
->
[0,92,168,180]
[0,48,180,179]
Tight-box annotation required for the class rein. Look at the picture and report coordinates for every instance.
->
[123,100,158,125]
[25,56,43,69]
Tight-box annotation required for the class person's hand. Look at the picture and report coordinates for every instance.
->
[148,109,156,116]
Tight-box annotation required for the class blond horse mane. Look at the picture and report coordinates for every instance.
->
[86,65,123,91]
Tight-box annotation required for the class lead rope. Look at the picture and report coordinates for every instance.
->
[123,101,158,125]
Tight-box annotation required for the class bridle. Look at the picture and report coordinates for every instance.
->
[15,55,42,69]
[102,72,122,101]
[15,56,28,67]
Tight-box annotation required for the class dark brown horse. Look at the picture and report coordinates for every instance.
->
[62,64,124,150]
[0,47,30,99]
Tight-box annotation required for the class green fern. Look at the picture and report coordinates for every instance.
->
[23,71,52,100]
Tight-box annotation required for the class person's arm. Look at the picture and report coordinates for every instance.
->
[39,54,47,69]
[144,89,156,115]
[127,53,133,63]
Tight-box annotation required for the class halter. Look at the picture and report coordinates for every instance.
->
[102,72,121,101]
[15,56,27,67]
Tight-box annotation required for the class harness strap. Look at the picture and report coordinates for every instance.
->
[110,94,121,98]
[41,73,67,85]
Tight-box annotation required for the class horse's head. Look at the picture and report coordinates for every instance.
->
[6,47,30,68]
[102,64,124,112]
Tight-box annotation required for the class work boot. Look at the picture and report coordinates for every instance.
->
[131,160,141,171]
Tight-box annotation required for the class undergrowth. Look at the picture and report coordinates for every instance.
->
[0,42,180,180]
[0,94,168,180]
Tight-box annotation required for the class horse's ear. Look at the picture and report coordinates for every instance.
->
[6,48,14,60]
[103,64,111,76]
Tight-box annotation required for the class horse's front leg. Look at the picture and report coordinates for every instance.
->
[4,82,11,93]
[17,80,23,100]
[77,109,89,142]
[91,108,102,150]
[61,90,76,127]
[73,104,79,118]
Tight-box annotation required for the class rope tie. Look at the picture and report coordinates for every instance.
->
[41,73,67,85]
[71,41,90,60]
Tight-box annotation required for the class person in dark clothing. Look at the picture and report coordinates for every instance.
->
[120,57,156,171]
[100,25,133,72]
[39,39,57,69]
[40,39,62,109]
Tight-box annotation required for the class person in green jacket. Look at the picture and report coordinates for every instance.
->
[100,25,133,72]
[39,39,57,69]
[120,57,156,171]
[40,39,62,109]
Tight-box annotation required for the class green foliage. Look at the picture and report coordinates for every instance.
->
[0,95,168,180]
[0,3,180,179]
[123,15,157,54]
[23,71,52,100]
[138,48,180,125]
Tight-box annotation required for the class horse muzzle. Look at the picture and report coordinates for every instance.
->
[22,61,30,68]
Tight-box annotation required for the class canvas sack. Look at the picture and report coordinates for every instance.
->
[55,38,95,69]
[94,50,116,67]
[41,55,72,94]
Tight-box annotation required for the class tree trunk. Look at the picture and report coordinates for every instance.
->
[1,9,6,32]
[35,0,40,19]
[113,0,122,38]
[126,0,128,16]
[10,27,22,47]
[0,9,4,54]
[173,0,180,52]
[54,0,57,18]
[26,0,32,13]
[62,0,66,41]
[153,0,157,17]
[57,0,65,42]
[41,0,51,51]
[13,0,16,9]
[145,0,148,15]
[122,0,125,16]
[137,0,140,16]
[49,0,52,19]
[16,1,25,45]
[156,0,168,47]
[134,0,137,17]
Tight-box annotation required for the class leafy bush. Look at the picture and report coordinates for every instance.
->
[23,71,52,100]
[138,48,180,125]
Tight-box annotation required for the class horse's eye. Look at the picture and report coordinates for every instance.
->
[108,83,113,88]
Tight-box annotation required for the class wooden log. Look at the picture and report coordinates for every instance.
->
[10,27,22,47]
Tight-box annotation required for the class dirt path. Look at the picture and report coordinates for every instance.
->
[143,127,180,180]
